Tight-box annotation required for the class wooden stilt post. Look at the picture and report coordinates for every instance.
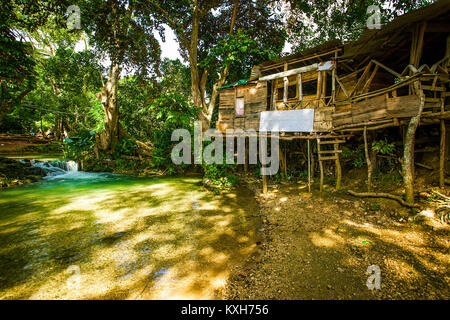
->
[308,139,311,192]
[364,126,373,191]
[310,141,315,180]
[446,123,450,173]
[244,137,248,173]
[440,98,446,188]
[262,170,268,194]
[317,138,324,192]
[260,134,268,194]
[440,120,445,188]
[298,73,303,108]
[335,142,341,190]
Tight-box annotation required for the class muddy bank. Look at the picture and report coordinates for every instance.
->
[224,179,450,300]
[0,158,46,189]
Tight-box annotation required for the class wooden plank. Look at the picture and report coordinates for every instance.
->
[318,156,338,161]
[422,85,446,92]
[319,150,342,154]
[332,111,351,118]
[352,109,387,123]
[318,140,346,144]
[386,95,420,118]
[333,117,353,126]
[352,95,386,115]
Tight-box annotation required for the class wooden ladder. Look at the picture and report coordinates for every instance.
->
[317,136,346,192]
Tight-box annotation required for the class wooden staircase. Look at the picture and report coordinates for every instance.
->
[317,136,347,192]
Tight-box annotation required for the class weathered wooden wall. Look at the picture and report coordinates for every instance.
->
[332,94,421,127]
[217,82,268,132]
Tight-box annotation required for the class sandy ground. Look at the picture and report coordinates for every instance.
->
[224,180,450,300]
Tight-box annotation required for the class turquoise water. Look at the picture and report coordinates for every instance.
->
[0,169,259,299]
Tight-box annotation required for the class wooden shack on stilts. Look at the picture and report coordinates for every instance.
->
[216,1,450,204]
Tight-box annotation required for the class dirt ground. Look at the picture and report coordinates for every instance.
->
[0,134,52,153]
[224,173,450,300]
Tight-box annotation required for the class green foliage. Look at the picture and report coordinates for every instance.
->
[0,1,68,123]
[372,139,395,155]
[203,164,239,189]
[79,0,161,77]
[372,138,397,169]
[115,158,135,171]
[200,29,280,69]
[286,0,436,52]
[114,138,137,157]
[342,147,365,168]
[63,131,95,160]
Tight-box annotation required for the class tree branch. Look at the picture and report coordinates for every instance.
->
[146,0,190,50]
[348,190,420,208]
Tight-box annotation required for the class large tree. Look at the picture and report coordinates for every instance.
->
[148,0,286,130]
[78,0,162,153]
[0,0,67,123]
[285,0,437,51]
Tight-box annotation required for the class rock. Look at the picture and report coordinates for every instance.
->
[417,209,435,218]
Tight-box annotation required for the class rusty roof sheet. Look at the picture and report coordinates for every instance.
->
[342,0,450,59]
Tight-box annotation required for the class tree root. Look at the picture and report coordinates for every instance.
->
[348,190,420,208]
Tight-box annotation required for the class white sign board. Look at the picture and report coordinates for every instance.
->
[259,109,315,132]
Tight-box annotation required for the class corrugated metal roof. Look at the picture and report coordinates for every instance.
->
[217,79,249,90]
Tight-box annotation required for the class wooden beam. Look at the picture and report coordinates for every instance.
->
[335,74,349,98]
[317,71,322,108]
[298,73,303,106]
[283,76,289,104]
[259,63,319,81]
[362,65,379,93]
[440,98,446,188]
[335,143,341,190]
[259,49,341,73]
[414,21,427,67]
[351,62,373,96]
[371,59,402,78]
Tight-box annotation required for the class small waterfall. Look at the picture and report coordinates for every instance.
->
[31,160,79,177]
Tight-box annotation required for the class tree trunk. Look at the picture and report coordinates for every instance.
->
[0,85,31,124]
[402,83,425,205]
[97,63,121,153]
[0,103,14,124]
[364,126,373,191]
[187,0,237,131]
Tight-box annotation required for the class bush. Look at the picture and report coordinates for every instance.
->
[203,163,239,188]
[114,138,137,158]
[63,131,95,160]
